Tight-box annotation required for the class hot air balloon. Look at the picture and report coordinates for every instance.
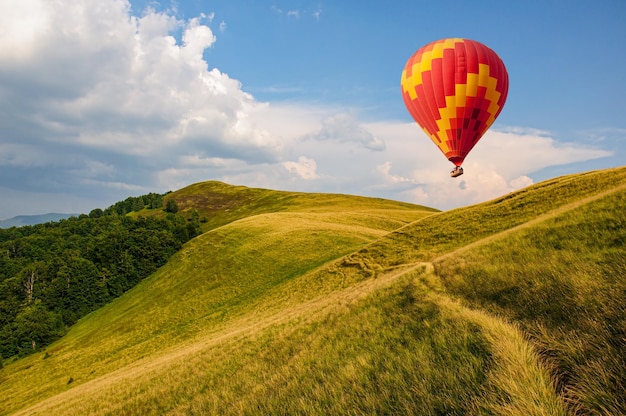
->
[401,38,509,177]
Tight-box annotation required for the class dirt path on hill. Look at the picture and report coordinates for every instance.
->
[21,252,566,415]
[435,181,626,263]
[15,261,428,416]
[20,182,624,415]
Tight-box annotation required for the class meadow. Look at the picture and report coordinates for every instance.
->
[1,167,624,415]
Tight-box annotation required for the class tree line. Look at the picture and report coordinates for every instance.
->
[0,193,200,361]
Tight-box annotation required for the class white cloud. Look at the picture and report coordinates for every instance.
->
[376,162,412,184]
[510,175,534,189]
[0,0,50,61]
[0,0,617,219]
[306,113,385,151]
[182,16,216,59]
[363,122,613,209]
[0,1,280,194]
[496,126,553,137]
[283,156,319,180]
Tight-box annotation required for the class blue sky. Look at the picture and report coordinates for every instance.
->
[1,0,625,218]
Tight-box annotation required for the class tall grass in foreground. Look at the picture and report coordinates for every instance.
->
[435,187,626,414]
[3,167,624,415]
[12,270,565,415]
[0,207,433,414]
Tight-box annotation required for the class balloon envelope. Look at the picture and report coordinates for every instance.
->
[401,38,509,167]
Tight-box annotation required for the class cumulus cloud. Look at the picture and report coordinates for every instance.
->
[306,113,385,151]
[283,156,319,179]
[0,0,280,202]
[364,122,613,209]
[0,0,617,219]
[376,162,412,184]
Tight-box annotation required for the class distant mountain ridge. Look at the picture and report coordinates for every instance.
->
[0,213,78,228]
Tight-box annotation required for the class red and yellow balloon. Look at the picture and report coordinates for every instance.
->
[401,38,509,177]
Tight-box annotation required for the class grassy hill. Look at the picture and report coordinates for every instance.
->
[144,180,432,232]
[1,168,625,415]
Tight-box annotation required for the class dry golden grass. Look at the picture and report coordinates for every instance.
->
[11,264,564,415]
[12,263,567,416]
[3,167,625,415]
[2,202,437,414]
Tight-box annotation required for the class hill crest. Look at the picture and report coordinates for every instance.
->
[162,180,438,231]
[1,166,625,415]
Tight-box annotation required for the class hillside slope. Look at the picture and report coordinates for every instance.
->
[159,180,435,232]
[337,166,626,414]
[0,188,435,415]
[1,167,625,415]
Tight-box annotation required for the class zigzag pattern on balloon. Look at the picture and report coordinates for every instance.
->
[401,38,509,166]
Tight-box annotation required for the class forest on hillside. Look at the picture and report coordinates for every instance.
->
[0,193,201,360]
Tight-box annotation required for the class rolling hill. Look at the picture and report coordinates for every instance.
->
[1,167,625,415]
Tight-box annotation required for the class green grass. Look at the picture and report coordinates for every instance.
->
[160,180,436,232]
[3,267,565,416]
[435,180,626,414]
[1,168,625,415]
[0,191,436,415]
